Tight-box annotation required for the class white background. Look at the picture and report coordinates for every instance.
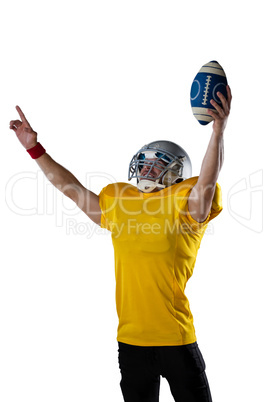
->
[1,1,267,401]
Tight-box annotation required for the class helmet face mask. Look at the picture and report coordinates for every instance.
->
[128,141,192,192]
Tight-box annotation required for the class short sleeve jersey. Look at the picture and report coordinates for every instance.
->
[99,177,222,346]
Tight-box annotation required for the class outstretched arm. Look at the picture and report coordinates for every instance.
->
[9,106,102,225]
[188,85,232,222]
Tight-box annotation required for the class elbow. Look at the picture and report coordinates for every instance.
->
[61,183,84,203]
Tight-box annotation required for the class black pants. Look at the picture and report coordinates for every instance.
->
[118,341,212,402]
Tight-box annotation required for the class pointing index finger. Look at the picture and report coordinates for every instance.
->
[16,105,29,124]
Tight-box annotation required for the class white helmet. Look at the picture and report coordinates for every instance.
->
[128,140,192,192]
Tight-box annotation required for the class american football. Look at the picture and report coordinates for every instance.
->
[190,60,228,125]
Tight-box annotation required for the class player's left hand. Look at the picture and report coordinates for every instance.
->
[207,85,232,135]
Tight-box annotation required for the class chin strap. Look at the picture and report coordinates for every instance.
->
[137,179,166,193]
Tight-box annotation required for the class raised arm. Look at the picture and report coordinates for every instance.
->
[188,85,232,222]
[9,106,102,225]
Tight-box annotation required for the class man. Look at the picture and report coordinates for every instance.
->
[9,85,231,401]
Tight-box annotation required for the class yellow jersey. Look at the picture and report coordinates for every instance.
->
[99,177,222,346]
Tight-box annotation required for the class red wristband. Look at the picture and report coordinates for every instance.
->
[27,142,46,159]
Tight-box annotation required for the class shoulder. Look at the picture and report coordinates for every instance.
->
[174,176,222,215]
[168,177,199,198]
[172,177,221,198]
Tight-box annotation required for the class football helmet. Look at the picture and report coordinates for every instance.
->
[128,140,192,192]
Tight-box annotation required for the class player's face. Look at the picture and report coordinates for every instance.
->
[140,158,166,181]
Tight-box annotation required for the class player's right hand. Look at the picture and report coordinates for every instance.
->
[9,106,38,150]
